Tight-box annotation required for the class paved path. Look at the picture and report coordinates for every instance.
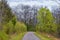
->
[22,32,40,40]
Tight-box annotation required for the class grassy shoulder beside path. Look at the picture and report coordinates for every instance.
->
[10,32,26,40]
[34,32,54,40]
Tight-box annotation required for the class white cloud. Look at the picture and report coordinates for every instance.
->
[8,2,20,7]
[8,1,59,7]
[7,0,59,10]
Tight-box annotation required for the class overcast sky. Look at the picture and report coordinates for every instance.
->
[7,0,60,9]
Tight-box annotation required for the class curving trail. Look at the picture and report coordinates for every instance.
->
[22,32,40,40]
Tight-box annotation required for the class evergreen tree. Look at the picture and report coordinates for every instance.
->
[0,0,14,30]
[2,0,14,24]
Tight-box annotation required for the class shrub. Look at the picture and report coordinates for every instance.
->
[3,21,14,34]
[15,22,27,34]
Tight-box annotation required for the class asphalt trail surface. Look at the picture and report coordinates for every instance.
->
[22,32,40,40]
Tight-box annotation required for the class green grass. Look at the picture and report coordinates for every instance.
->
[10,32,26,40]
[0,31,9,40]
[35,32,53,40]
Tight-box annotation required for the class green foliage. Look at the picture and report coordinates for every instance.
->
[0,0,27,40]
[11,16,17,26]
[3,21,27,34]
[0,0,14,24]
[11,33,26,40]
[35,32,53,40]
[15,22,27,34]
[0,31,9,40]
[0,0,14,31]
[27,25,36,31]
[36,7,57,34]
[2,15,27,39]
[3,21,14,34]
[2,16,17,34]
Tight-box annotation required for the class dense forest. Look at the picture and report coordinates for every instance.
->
[0,0,60,40]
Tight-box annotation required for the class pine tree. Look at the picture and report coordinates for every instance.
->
[0,0,14,30]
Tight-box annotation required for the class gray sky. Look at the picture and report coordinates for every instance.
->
[7,0,60,9]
